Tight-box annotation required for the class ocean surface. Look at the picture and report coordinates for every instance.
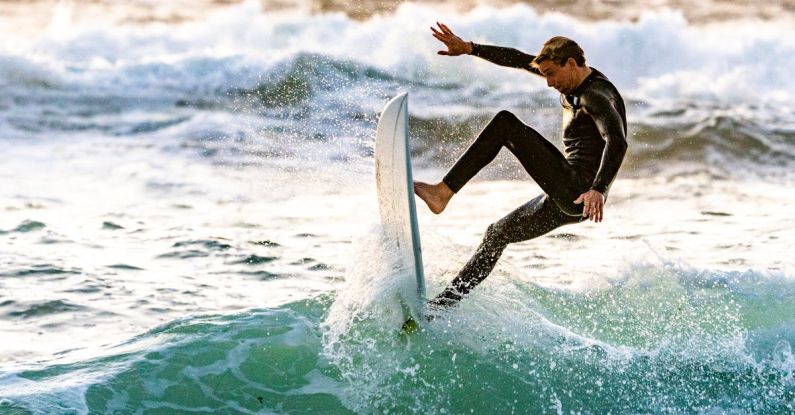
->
[1,1,794,413]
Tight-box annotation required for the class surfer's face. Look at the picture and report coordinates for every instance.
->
[538,59,578,94]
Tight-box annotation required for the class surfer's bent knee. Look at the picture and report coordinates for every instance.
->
[493,110,518,125]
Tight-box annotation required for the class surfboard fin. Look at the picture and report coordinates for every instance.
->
[400,317,419,334]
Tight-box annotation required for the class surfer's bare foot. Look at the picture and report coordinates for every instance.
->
[414,181,454,214]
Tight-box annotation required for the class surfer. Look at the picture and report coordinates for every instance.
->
[415,22,628,310]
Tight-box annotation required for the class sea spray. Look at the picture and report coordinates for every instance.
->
[320,224,795,412]
[321,225,426,412]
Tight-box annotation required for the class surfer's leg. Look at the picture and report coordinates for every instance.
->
[429,195,580,309]
[442,110,589,216]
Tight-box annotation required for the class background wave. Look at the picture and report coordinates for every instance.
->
[0,3,793,179]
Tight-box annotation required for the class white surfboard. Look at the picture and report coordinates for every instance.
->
[374,93,426,313]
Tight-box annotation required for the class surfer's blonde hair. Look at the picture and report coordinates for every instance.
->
[532,36,586,68]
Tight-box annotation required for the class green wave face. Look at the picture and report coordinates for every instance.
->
[4,263,795,414]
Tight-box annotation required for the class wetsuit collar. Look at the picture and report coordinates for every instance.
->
[571,67,599,97]
[563,67,602,109]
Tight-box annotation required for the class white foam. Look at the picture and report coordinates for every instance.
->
[0,2,793,108]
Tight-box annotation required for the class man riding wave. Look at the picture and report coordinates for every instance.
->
[414,22,628,310]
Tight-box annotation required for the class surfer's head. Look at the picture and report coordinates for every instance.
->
[532,36,588,95]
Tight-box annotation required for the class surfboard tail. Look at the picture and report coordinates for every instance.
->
[374,93,426,321]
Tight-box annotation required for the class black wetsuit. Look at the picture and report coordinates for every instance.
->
[429,43,628,309]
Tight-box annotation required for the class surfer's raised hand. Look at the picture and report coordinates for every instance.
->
[430,22,473,56]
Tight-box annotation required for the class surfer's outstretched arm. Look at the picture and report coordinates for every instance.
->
[430,21,543,77]
[469,44,543,77]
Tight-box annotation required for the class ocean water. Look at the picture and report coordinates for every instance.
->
[1,1,794,413]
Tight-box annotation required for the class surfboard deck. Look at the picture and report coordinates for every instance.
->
[374,93,426,328]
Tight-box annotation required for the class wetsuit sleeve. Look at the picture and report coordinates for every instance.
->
[581,84,628,194]
[470,43,543,76]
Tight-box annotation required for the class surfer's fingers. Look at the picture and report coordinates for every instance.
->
[594,200,603,222]
[438,50,451,55]
[433,35,452,47]
[432,32,450,43]
[440,22,455,36]
[431,22,448,38]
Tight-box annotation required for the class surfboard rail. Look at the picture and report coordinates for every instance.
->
[374,93,426,308]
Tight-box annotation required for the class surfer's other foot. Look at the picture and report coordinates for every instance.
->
[414,181,453,214]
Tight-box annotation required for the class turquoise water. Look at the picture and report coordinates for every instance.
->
[3,262,794,414]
